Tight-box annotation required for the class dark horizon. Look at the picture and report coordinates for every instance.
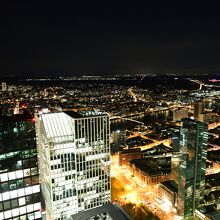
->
[1,2,220,76]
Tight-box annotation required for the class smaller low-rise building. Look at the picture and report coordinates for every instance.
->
[173,108,188,122]
[118,148,142,166]
[129,158,171,184]
[158,180,178,207]
[195,205,220,220]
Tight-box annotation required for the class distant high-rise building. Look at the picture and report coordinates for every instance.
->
[177,118,208,218]
[0,111,41,220]
[112,130,127,147]
[2,82,7,92]
[14,102,20,115]
[194,100,204,121]
[43,89,48,97]
[36,111,111,220]
[118,148,142,166]
[173,108,188,122]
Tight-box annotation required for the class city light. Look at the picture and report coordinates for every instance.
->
[1,74,220,219]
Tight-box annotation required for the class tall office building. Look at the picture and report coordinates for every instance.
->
[194,100,204,122]
[0,111,41,220]
[177,118,208,218]
[173,108,188,122]
[2,82,7,92]
[36,111,111,220]
[112,130,126,147]
[171,128,180,185]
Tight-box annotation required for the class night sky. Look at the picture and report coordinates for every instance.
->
[1,2,220,76]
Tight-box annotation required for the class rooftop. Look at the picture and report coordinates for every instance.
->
[206,173,220,188]
[70,204,132,220]
[41,112,74,139]
[39,110,109,140]
[160,180,178,193]
[118,148,141,154]
[65,110,108,118]
[141,144,171,155]
[197,205,220,220]
[130,158,171,176]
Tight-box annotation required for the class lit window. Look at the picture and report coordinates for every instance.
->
[19,197,26,206]
[1,173,8,182]
[13,127,18,133]
[34,210,41,219]
[16,160,22,167]
[32,185,40,193]
[25,186,32,195]
[8,171,16,180]
[12,208,19,217]
[19,206,26,215]
[2,192,10,201]
[33,202,41,210]
[27,204,34,212]
[4,210,12,218]
[17,189,25,197]
[23,169,30,177]
[27,212,35,220]
[10,190,18,199]
[16,170,23,178]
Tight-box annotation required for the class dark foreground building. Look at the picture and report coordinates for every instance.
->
[0,112,41,220]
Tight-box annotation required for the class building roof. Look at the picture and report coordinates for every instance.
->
[141,144,171,155]
[70,204,131,220]
[160,180,178,193]
[64,110,83,118]
[206,211,220,220]
[130,158,171,176]
[119,148,141,154]
[41,112,75,139]
[65,110,108,119]
[197,205,220,220]
[40,110,109,140]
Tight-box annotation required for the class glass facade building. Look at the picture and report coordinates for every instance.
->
[36,111,111,220]
[171,129,180,185]
[194,100,204,122]
[0,112,41,220]
[177,118,208,218]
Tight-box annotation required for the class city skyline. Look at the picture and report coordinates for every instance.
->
[1,77,220,219]
[1,2,220,218]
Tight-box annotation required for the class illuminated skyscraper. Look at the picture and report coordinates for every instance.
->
[36,111,111,220]
[173,108,188,122]
[171,128,180,185]
[177,118,208,218]
[2,82,7,92]
[0,112,41,220]
[194,100,204,122]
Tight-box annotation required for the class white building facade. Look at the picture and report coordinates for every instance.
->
[2,82,7,91]
[36,111,111,220]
